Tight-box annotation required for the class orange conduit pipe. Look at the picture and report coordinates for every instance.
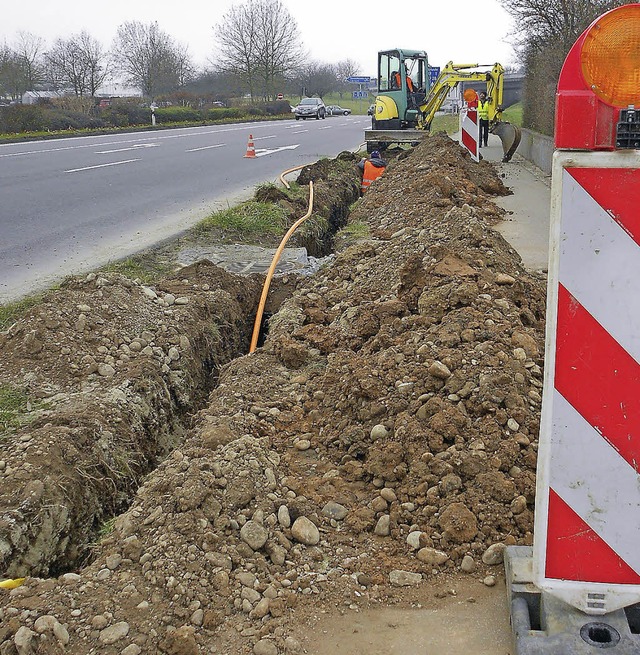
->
[279,163,311,189]
[249,181,314,353]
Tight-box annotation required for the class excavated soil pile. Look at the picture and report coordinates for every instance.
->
[0,133,547,655]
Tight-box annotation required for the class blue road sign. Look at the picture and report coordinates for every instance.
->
[429,66,441,87]
[352,90,368,99]
[347,76,371,84]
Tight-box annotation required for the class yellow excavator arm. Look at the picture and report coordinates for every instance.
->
[418,61,506,128]
[416,61,520,162]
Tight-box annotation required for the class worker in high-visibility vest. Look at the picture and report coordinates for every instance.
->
[478,91,490,148]
[358,150,387,194]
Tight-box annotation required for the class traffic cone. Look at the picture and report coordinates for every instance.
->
[244,134,256,158]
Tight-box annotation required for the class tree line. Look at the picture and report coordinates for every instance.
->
[503,0,636,135]
[3,0,634,135]
[0,0,361,105]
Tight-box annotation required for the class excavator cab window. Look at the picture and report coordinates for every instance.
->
[378,53,401,92]
[404,57,427,108]
[404,57,426,94]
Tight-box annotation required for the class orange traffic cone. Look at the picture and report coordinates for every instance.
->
[244,134,256,158]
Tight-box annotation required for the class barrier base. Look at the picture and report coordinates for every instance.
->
[505,546,640,654]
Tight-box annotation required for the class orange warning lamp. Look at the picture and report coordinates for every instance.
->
[463,88,478,103]
[555,3,640,149]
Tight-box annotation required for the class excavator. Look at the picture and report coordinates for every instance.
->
[365,48,521,162]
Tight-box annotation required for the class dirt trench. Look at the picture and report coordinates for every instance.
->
[0,264,262,578]
[0,157,361,580]
[0,134,548,655]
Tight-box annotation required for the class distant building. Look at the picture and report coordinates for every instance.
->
[21,90,65,105]
[96,82,142,98]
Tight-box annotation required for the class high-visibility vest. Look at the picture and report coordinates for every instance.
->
[361,160,385,193]
[478,100,490,120]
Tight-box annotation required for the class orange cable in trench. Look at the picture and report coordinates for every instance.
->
[249,181,314,353]
[279,164,310,189]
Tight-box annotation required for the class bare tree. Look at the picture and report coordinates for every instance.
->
[335,59,361,81]
[184,69,245,105]
[253,0,304,99]
[77,32,110,96]
[14,32,45,91]
[0,32,46,98]
[503,0,633,134]
[0,45,23,99]
[213,4,259,98]
[214,0,304,100]
[505,0,628,52]
[46,32,109,97]
[334,58,362,98]
[295,62,339,99]
[111,21,194,98]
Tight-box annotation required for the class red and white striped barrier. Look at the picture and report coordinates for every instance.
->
[534,150,640,615]
[459,108,479,162]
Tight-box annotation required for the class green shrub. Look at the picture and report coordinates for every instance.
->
[45,110,104,131]
[263,100,292,115]
[0,105,46,133]
[101,103,150,127]
[155,106,202,123]
[205,107,243,121]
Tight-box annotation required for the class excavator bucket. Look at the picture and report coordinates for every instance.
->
[492,121,522,162]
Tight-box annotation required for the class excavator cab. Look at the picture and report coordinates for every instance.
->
[370,49,521,162]
[373,49,429,130]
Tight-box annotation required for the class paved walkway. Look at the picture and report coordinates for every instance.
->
[452,130,552,270]
[477,134,552,272]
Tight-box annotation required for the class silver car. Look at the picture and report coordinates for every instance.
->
[294,98,326,120]
[326,105,352,116]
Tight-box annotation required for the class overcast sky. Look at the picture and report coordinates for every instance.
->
[2,0,517,75]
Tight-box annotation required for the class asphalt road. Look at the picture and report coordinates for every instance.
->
[0,115,368,303]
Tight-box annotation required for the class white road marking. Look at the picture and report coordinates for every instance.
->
[319,126,332,130]
[255,145,300,157]
[0,125,285,158]
[1,144,97,158]
[95,143,159,154]
[186,144,226,152]
[292,130,308,134]
[252,135,277,141]
[65,159,141,173]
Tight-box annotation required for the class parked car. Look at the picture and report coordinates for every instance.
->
[367,104,375,116]
[294,97,326,120]
[325,104,351,116]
